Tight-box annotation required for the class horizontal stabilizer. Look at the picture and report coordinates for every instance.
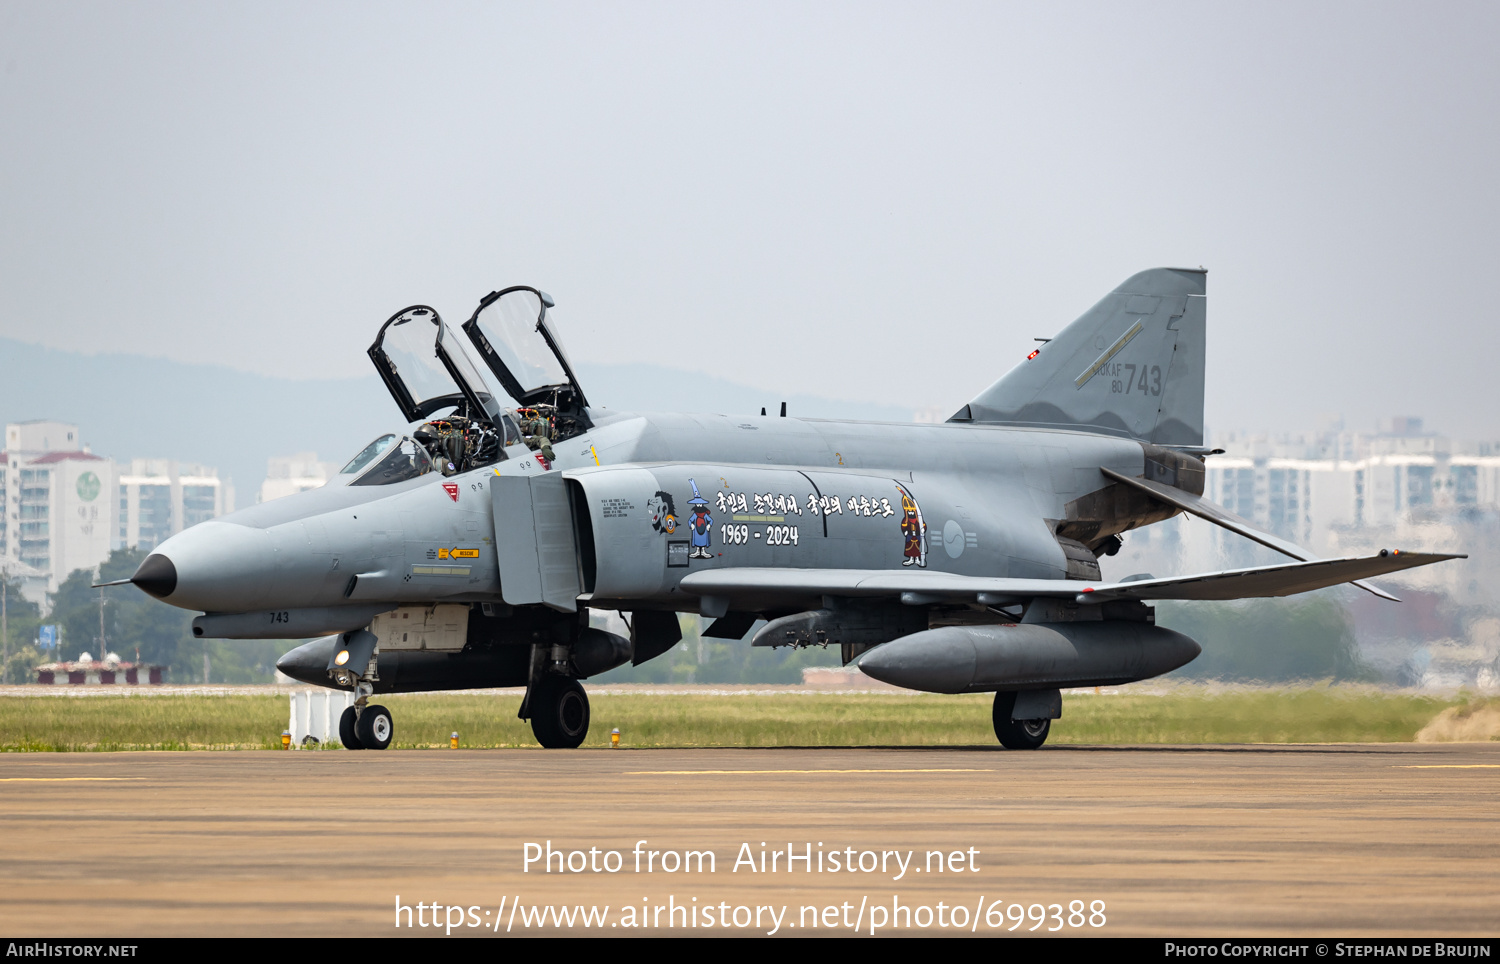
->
[678,550,1463,605]
[1099,466,1398,601]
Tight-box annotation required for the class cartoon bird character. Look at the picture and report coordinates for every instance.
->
[685,478,714,558]
[897,484,927,567]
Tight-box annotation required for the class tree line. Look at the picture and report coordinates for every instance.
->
[5,548,296,684]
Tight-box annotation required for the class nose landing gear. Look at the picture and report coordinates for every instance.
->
[339,705,362,750]
[338,698,395,751]
[329,631,396,750]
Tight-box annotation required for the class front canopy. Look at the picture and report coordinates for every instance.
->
[368,306,505,425]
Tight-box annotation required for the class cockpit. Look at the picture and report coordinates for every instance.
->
[339,434,434,486]
[347,287,592,483]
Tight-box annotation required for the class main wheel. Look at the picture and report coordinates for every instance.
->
[530,677,590,749]
[339,705,364,750]
[996,716,1050,750]
[992,692,1050,750]
[355,704,394,750]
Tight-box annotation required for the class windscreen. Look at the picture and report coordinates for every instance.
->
[339,434,398,475]
[348,436,433,486]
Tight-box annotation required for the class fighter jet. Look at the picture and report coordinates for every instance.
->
[113,271,1463,750]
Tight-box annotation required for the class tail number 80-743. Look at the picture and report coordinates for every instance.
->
[1111,363,1161,396]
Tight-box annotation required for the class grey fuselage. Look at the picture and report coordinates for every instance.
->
[151,408,1180,621]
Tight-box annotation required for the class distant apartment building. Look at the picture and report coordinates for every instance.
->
[116,459,233,552]
[1204,420,1500,552]
[258,452,340,503]
[0,420,231,595]
[1098,419,1500,619]
[1,421,115,596]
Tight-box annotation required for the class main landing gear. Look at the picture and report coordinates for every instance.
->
[528,676,591,748]
[518,635,598,749]
[992,691,1051,750]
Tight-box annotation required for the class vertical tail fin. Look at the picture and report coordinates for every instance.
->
[956,267,1206,447]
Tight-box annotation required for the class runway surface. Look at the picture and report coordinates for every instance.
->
[1,743,1497,937]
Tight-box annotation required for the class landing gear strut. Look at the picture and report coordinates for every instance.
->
[330,631,395,750]
[993,691,1051,750]
[529,676,591,748]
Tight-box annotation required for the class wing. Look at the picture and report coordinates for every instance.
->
[1099,466,1398,601]
[678,550,1464,609]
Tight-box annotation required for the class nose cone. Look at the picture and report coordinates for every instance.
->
[131,554,178,599]
[276,636,341,686]
[140,520,276,612]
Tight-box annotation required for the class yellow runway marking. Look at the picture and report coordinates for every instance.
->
[626,768,988,775]
[0,777,145,782]
[1395,764,1500,769]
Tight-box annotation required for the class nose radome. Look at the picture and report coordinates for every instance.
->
[131,554,177,599]
[138,520,276,612]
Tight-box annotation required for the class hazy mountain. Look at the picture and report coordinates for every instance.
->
[0,338,915,497]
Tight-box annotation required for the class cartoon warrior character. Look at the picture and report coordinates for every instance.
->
[646,491,677,534]
[685,478,713,559]
[897,483,927,567]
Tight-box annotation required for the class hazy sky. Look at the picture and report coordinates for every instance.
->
[3,2,1497,437]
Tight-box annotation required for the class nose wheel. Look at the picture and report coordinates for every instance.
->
[339,706,362,749]
[529,677,590,748]
[338,703,394,750]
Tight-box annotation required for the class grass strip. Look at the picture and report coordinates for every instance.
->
[0,688,1465,751]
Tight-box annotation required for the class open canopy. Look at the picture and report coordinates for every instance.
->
[368,306,505,425]
[461,287,590,416]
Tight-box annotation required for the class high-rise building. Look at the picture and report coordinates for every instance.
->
[1,421,233,594]
[258,452,340,503]
[116,459,232,552]
[1,421,115,595]
[1202,426,1500,552]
